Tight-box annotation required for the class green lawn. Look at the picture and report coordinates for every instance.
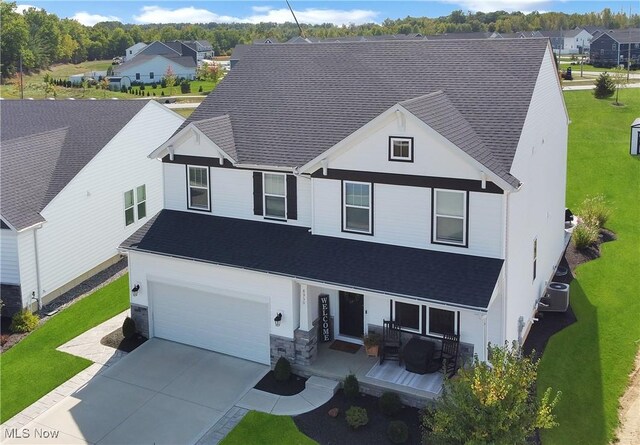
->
[220,411,317,445]
[128,80,217,98]
[538,89,640,444]
[174,108,196,118]
[0,275,130,423]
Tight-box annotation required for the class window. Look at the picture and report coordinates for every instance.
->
[428,308,456,335]
[149,72,154,80]
[612,43,617,50]
[395,302,420,331]
[124,190,135,226]
[343,181,372,234]
[533,238,538,281]
[263,173,286,219]
[389,137,414,162]
[136,185,147,219]
[129,50,132,55]
[135,73,140,80]
[187,166,210,211]
[433,189,467,245]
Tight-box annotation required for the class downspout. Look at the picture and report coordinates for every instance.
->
[502,191,510,344]
[33,226,43,311]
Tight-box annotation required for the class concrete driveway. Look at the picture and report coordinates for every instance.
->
[4,339,268,444]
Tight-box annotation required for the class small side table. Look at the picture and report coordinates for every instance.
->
[403,338,436,374]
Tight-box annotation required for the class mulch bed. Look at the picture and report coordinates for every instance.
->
[254,371,307,396]
[100,327,147,353]
[294,389,422,445]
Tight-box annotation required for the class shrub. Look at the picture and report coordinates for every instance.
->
[198,85,203,93]
[180,80,191,94]
[122,316,136,339]
[161,78,167,88]
[573,223,599,250]
[379,391,402,417]
[139,84,145,91]
[387,420,409,444]
[147,92,150,97]
[593,72,615,99]
[345,406,368,429]
[343,373,359,399]
[423,342,560,445]
[10,310,40,333]
[161,91,165,96]
[580,194,611,229]
[273,356,291,382]
[151,82,157,89]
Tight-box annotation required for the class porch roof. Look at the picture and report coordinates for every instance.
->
[121,210,503,310]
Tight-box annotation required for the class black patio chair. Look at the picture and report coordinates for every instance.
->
[432,333,460,377]
[380,319,402,365]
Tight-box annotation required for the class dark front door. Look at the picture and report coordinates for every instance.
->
[339,291,364,339]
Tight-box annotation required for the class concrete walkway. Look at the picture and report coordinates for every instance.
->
[2,311,338,445]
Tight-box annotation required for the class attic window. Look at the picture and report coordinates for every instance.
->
[389,137,414,162]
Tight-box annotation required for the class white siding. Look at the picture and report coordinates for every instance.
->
[163,163,187,211]
[16,229,37,307]
[129,251,296,338]
[487,267,505,348]
[504,46,568,343]
[115,55,195,83]
[0,228,20,284]
[31,102,182,305]
[329,114,482,180]
[312,178,504,258]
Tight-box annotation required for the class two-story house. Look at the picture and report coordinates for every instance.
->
[121,39,568,385]
[590,28,640,68]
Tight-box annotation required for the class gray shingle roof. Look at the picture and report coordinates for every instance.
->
[121,210,504,309]
[1,100,147,231]
[185,39,549,181]
[600,28,640,44]
[400,92,518,186]
[192,115,237,161]
[117,54,195,72]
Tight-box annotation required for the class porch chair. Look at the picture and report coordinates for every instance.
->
[432,333,460,377]
[380,319,402,365]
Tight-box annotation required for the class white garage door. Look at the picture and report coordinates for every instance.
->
[149,282,271,365]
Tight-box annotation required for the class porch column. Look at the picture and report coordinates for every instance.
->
[299,283,312,331]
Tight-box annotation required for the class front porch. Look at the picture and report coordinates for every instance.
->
[292,342,444,408]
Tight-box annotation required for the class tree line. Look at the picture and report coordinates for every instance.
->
[1,1,638,78]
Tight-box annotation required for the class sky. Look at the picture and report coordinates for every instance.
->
[15,1,637,27]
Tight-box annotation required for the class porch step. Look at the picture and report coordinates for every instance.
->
[305,376,340,395]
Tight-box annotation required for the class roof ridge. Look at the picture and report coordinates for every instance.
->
[398,90,445,107]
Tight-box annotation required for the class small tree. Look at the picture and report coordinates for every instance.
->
[610,67,628,106]
[423,342,560,444]
[164,65,177,96]
[593,72,615,99]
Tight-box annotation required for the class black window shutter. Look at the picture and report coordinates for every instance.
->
[253,172,263,215]
[287,175,297,220]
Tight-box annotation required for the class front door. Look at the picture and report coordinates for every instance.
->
[339,291,364,339]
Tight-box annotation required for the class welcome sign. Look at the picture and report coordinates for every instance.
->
[319,294,332,342]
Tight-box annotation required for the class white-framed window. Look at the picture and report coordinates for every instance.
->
[263,173,286,219]
[395,301,420,331]
[124,185,147,226]
[533,237,538,281]
[124,190,135,226]
[389,136,414,162]
[187,165,210,211]
[136,185,147,220]
[135,73,140,80]
[433,189,467,246]
[343,181,372,234]
[428,307,456,336]
[149,72,154,79]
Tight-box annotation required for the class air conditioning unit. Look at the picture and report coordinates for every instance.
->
[538,282,570,312]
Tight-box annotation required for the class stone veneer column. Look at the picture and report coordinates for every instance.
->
[130,303,149,338]
[269,334,296,366]
[293,317,319,366]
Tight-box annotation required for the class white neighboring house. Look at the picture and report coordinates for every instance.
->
[113,54,196,84]
[563,28,593,53]
[124,42,148,62]
[120,39,568,400]
[0,100,184,315]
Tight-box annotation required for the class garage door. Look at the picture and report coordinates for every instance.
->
[149,282,271,365]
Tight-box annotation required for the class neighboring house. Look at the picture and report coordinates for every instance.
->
[113,54,196,84]
[181,40,214,61]
[121,39,568,378]
[0,100,183,315]
[590,28,640,68]
[124,42,148,62]
[562,28,593,54]
[540,30,565,53]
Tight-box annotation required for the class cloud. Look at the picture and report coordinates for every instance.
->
[133,5,378,26]
[16,4,41,14]
[444,0,550,13]
[72,12,122,26]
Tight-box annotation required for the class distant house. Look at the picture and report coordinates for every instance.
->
[124,42,148,62]
[540,30,565,53]
[590,29,640,68]
[113,53,196,84]
[181,40,214,61]
[563,28,593,54]
[0,100,183,315]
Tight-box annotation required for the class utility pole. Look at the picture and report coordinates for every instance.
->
[19,53,24,99]
[627,5,632,82]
